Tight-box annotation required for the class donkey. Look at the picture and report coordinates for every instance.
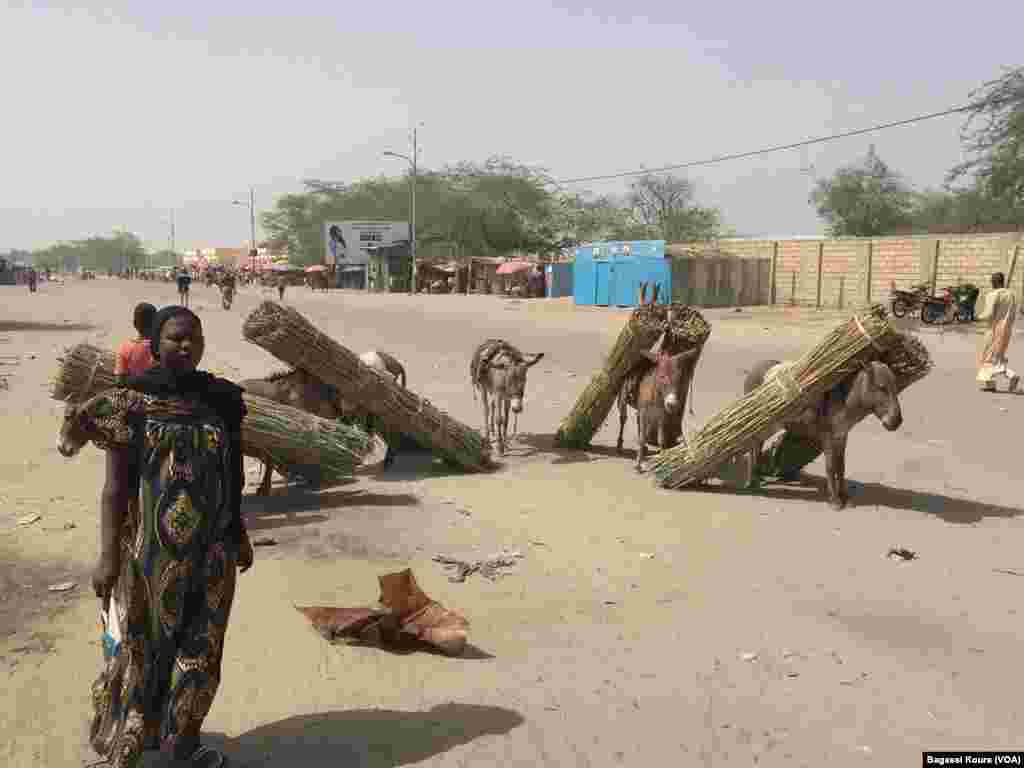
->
[56,399,92,458]
[239,351,407,494]
[616,283,700,471]
[470,341,544,456]
[743,359,903,509]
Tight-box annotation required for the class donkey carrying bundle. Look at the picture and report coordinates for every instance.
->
[242,302,492,472]
[556,282,710,450]
[52,343,373,485]
[718,332,933,507]
[647,305,927,497]
[615,283,710,470]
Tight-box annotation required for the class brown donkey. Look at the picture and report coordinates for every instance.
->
[470,341,544,456]
[616,282,700,471]
[743,359,903,509]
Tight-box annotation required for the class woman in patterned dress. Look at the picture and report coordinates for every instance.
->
[88,306,253,768]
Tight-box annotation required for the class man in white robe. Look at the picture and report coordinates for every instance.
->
[976,272,1019,393]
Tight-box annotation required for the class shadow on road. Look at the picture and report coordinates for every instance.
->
[515,432,634,465]
[690,476,1023,524]
[367,446,481,482]
[242,488,422,532]
[204,703,524,767]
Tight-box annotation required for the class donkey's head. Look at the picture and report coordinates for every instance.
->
[492,352,544,413]
[640,346,699,414]
[56,400,90,458]
[850,361,903,431]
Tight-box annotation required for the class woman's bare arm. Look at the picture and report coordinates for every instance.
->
[94,447,137,598]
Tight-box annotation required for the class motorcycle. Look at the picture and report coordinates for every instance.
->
[920,286,973,325]
[889,283,929,318]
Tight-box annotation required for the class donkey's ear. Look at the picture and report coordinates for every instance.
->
[638,282,647,304]
[652,284,661,303]
[525,353,545,367]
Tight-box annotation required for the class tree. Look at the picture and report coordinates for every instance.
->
[948,67,1024,203]
[937,67,1024,231]
[810,145,915,236]
[625,173,723,242]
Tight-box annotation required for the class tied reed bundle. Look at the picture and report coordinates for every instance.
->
[51,343,372,482]
[648,305,899,488]
[659,303,712,354]
[50,343,117,402]
[555,303,668,449]
[242,302,492,472]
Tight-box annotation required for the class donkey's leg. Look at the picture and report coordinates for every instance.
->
[258,459,274,496]
[480,389,491,440]
[635,410,646,472]
[823,439,843,510]
[833,434,849,505]
[616,399,628,455]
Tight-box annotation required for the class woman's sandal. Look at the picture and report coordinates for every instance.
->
[190,745,228,768]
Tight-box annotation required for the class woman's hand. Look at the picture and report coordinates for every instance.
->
[92,556,119,602]
[237,529,254,573]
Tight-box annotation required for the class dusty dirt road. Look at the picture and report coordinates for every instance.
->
[1,278,1021,767]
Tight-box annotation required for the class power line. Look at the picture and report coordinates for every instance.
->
[551,104,972,185]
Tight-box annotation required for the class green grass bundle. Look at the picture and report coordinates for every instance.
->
[240,392,372,484]
[555,303,668,449]
[51,342,373,483]
[648,305,900,489]
[242,301,492,472]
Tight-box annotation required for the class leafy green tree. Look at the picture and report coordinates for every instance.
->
[810,145,915,236]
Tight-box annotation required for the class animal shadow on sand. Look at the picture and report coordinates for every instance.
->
[514,432,634,465]
[367,445,479,482]
[199,703,524,768]
[696,475,1023,524]
[242,488,421,532]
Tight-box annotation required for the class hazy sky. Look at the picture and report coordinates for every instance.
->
[1,1,1020,251]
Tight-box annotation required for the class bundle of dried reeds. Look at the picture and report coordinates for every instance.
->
[659,303,712,354]
[51,343,372,482]
[648,305,900,488]
[555,303,668,449]
[242,302,492,472]
[50,343,118,402]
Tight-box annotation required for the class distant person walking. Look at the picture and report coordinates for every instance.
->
[977,271,1019,393]
[114,302,157,384]
[176,268,193,308]
[277,276,286,302]
[27,268,38,293]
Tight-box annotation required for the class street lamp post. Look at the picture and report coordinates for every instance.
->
[232,186,257,273]
[383,122,422,294]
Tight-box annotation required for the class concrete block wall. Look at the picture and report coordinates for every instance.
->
[672,233,1023,309]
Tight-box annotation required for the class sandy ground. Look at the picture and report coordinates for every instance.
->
[1,278,1022,767]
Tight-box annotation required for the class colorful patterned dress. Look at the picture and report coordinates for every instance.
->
[82,390,241,767]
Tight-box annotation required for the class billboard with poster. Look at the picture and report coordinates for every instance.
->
[324,221,409,266]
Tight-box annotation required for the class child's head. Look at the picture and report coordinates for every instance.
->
[133,302,156,337]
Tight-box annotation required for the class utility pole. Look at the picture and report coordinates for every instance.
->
[384,123,422,294]
[249,185,256,272]
[411,124,418,294]
[170,209,176,266]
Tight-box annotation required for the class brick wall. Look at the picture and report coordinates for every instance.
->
[673,234,1024,308]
